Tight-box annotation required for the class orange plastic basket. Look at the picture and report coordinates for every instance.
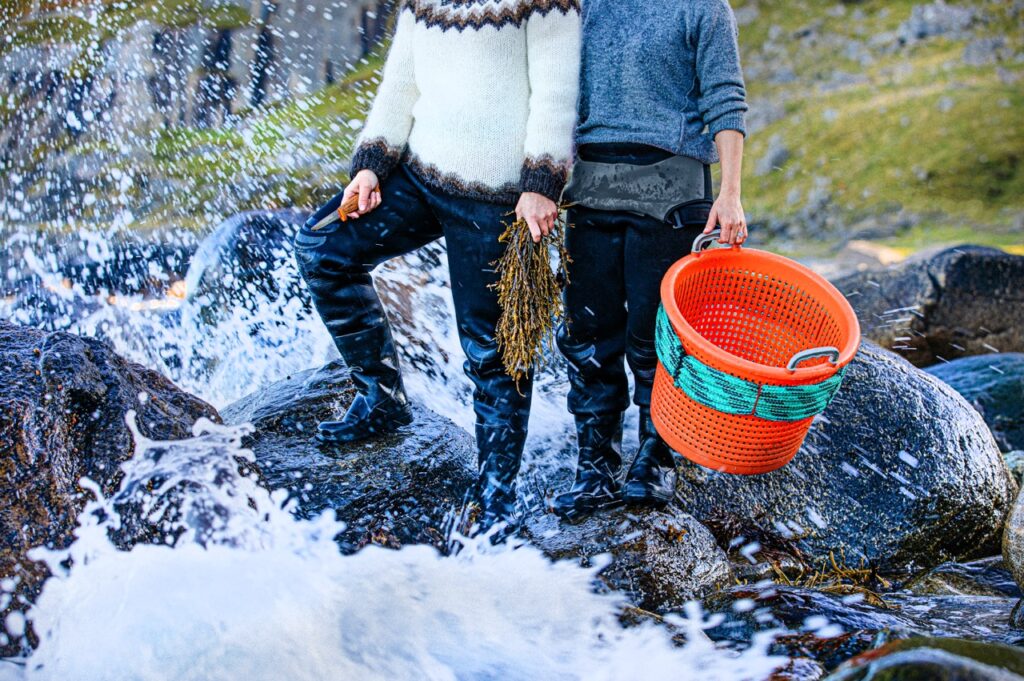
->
[651,232,860,475]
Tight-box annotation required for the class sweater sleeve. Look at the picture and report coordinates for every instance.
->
[519,2,581,202]
[350,7,418,181]
[694,0,748,138]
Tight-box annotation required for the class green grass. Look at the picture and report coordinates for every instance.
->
[734,0,1024,247]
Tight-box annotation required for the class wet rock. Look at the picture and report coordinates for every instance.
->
[1002,487,1024,594]
[221,360,477,553]
[927,354,1024,453]
[1011,599,1024,630]
[709,582,1022,671]
[705,584,918,670]
[908,557,1021,599]
[770,658,827,681]
[675,342,1016,574]
[831,245,1024,367]
[825,637,1024,680]
[522,507,732,613]
[0,323,219,656]
[1006,451,1024,487]
[224,363,734,611]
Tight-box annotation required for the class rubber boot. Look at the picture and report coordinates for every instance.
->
[473,424,527,534]
[621,407,677,507]
[317,326,414,443]
[551,414,623,522]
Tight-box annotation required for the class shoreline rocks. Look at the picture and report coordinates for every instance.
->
[0,322,219,656]
[223,360,736,605]
[523,508,732,613]
[927,354,1024,454]
[675,342,1016,574]
[831,245,1024,368]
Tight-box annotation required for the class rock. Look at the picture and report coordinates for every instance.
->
[706,584,919,670]
[1003,487,1024,594]
[756,134,792,176]
[522,507,732,613]
[908,557,1021,599]
[927,354,1024,453]
[963,37,1007,66]
[675,342,1016,574]
[1011,599,1024,630]
[1006,451,1024,487]
[831,245,1024,367]
[898,2,977,43]
[223,362,733,611]
[0,323,219,656]
[707,577,1021,669]
[825,637,1024,680]
[221,360,477,553]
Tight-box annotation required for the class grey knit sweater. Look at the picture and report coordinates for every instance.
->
[576,0,748,165]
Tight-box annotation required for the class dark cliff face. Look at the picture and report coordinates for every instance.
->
[0,322,219,656]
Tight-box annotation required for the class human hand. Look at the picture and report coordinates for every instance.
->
[516,192,558,243]
[341,169,382,219]
[703,191,747,245]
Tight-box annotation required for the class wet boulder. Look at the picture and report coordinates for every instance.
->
[675,342,1016,574]
[927,353,1024,454]
[825,637,1024,681]
[0,323,219,656]
[1002,487,1024,594]
[831,245,1024,368]
[1007,452,1024,487]
[224,362,734,610]
[220,360,478,553]
[523,507,732,613]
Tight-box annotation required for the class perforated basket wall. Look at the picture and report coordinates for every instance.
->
[651,246,860,475]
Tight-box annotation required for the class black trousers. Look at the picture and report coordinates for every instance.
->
[558,145,710,417]
[294,164,532,433]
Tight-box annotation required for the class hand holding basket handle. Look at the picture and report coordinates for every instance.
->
[651,227,861,474]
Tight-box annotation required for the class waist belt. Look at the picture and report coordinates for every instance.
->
[562,154,709,223]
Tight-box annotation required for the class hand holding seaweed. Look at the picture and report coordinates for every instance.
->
[491,211,571,388]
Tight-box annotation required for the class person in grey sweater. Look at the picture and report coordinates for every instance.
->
[552,0,749,520]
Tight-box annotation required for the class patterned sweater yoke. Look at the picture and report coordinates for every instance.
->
[350,0,582,204]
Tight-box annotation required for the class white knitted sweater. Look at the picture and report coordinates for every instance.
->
[350,0,581,203]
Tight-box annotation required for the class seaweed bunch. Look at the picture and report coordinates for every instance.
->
[490,212,571,389]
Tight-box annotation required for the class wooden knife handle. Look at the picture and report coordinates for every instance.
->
[337,187,381,220]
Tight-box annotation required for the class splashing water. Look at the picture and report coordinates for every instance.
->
[4,416,784,681]
[3,4,784,675]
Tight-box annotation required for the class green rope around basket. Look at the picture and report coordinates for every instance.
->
[655,305,846,422]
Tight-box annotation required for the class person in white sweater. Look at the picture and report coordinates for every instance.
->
[294,0,581,529]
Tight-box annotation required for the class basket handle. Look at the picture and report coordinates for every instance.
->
[691,228,742,255]
[787,347,841,372]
